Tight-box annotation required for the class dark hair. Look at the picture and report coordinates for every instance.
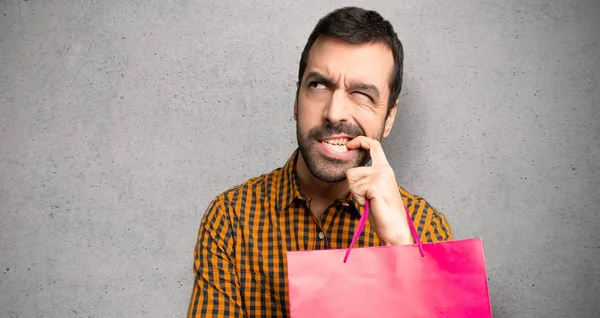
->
[298,7,404,114]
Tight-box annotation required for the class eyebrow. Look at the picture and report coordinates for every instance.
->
[305,71,381,101]
[305,71,335,88]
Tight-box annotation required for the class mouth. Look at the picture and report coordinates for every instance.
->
[320,137,349,153]
[316,136,356,159]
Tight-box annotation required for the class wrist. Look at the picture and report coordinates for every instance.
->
[382,230,414,246]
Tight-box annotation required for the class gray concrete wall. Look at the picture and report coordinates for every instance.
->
[1,0,598,317]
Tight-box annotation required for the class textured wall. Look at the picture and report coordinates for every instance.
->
[1,0,599,317]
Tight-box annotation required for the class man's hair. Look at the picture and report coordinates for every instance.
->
[298,7,404,114]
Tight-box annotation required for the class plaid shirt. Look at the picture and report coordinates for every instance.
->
[188,150,453,317]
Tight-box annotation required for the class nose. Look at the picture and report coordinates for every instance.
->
[323,90,350,124]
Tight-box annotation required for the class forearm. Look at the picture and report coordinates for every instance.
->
[188,197,245,317]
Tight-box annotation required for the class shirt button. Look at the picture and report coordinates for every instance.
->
[318,231,325,239]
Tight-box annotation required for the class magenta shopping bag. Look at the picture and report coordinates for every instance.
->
[286,201,492,317]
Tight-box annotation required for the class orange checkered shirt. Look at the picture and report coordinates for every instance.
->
[188,150,453,317]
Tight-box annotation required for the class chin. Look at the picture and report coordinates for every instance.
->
[311,169,348,183]
[308,155,360,183]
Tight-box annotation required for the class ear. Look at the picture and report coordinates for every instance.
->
[294,98,298,121]
[293,81,300,121]
[382,98,399,138]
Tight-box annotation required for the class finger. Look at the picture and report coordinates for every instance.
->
[346,166,373,183]
[348,178,374,205]
[345,136,389,166]
[349,184,367,206]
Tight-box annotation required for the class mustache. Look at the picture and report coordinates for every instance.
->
[309,122,365,140]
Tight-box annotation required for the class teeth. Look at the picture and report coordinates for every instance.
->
[322,139,349,153]
[323,138,348,146]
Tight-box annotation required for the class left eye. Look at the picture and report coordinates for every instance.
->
[353,92,372,101]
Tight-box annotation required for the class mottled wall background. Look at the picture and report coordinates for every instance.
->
[1,0,599,317]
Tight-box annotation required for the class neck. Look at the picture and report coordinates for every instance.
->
[295,153,350,203]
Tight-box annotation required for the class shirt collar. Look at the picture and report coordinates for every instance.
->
[276,149,305,211]
[340,191,364,218]
[276,149,362,218]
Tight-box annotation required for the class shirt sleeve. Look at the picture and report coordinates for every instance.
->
[415,195,453,242]
[188,196,245,317]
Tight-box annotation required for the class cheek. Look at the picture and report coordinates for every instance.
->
[297,95,324,121]
[296,100,317,131]
[352,109,383,138]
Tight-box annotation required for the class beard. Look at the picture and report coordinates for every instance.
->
[296,121,373,183]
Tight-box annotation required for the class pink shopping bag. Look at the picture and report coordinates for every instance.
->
[286,200,492,317]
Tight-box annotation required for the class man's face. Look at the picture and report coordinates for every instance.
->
[295,37,398,183]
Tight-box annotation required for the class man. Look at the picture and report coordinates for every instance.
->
[188,6,452,317]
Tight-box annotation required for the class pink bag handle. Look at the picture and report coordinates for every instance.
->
[343,199,425,263]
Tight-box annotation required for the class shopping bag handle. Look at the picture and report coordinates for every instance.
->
[343,199,425,263]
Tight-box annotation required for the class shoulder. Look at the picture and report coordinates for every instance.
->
[398,186,453,242]
[204,167,283,216]
[221,168,281,203]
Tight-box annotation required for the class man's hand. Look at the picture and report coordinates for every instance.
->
[345,136,414,246]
